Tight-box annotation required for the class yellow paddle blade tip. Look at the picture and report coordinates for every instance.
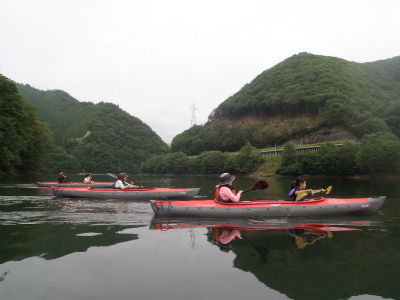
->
[326,186,332,195]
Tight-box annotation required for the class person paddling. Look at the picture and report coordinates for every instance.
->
[215,173,243,203]
[288,177,325,201]
[58,172,67,183]
[84,173,94,183]
[114,173,143,189]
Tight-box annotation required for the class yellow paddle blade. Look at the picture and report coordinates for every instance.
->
[326,186,332,195]
[296,191,309,201]
[327,231,333,238]
[296,236,308,249]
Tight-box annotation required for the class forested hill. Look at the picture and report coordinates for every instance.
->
[0,75,53,174]
[171,53,400,155]
[16,84,169,173]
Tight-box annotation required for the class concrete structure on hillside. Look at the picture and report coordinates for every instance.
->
[261,144,346,157]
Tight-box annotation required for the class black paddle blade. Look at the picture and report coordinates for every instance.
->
[254,180,269,190]
[242,181,269,193]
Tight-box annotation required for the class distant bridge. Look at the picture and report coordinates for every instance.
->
[261,144,345,157]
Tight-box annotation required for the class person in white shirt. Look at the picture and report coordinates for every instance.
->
[114,173,143,189]
[84,173,93,183]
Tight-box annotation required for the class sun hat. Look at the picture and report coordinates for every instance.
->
[219,173,235,185]
[118,173,128,179]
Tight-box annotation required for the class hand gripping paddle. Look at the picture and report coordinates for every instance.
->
[296,186,332,201]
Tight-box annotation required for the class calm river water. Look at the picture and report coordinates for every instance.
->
[0,175,399,300]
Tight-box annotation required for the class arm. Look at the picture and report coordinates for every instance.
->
[123,181,143,189]
[295,189,314,196]
[220,186,243,203]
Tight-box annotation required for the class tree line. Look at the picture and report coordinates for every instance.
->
[141,143,263,175]
[143,135,400,176]
[277,134,400,175]
[0,75,53,174]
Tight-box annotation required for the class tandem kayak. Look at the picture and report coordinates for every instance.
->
[150,196,386,217]
[52,186,201,200]
[38,182,114,188]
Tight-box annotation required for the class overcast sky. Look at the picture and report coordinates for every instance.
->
[1,0,399,143]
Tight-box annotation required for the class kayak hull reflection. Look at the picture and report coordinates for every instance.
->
[150,196,386,217]
[150,215,384,231]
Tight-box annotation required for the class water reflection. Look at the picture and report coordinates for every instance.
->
[151,215,400,300]
[0,223,142,263]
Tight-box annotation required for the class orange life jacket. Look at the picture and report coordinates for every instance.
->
[215,185,236,203]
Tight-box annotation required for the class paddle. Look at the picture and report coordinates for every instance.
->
[107,172,117,179]
[242,180,269,194]
[296,186,332,201]
[57,167,71,182]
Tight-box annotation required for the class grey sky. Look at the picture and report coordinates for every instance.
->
[1,0,399,143]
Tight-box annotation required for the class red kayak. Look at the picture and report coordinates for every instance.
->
[52,186,201,200]
[150,196,386,217]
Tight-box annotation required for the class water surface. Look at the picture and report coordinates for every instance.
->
[0,175,399,300]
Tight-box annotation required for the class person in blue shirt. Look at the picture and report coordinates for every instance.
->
[289,177,325,201]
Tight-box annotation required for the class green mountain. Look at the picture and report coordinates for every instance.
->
[0,75,53,174]
[171,53,400,155]
[16,84,169,173]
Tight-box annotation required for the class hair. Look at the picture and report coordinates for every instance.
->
[291,177,305,189]
[118,173,127,180]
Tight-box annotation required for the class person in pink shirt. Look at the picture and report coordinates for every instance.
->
[215,173,243,203]
[219,229,242,244]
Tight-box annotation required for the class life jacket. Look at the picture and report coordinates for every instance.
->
[215,185,236,203]
[289,187,302,201]
[112,180,129,189]
[112,180,118,189]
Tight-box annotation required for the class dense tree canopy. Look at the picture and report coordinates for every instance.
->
[141,143,263,175]
[17,84,169,173]
[0,75,54,174]
[355,132,400,174]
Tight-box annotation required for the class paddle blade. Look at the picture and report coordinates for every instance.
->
[242,181,269,194]
[254,180,269,190]
[296,191,309,201]
[326,186,332,195]
[107,173,117,179]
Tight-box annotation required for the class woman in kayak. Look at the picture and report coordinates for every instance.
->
[114,173,143,189]
[289,177,325,201]
[84,173,94,183]
[215,173,243,203]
